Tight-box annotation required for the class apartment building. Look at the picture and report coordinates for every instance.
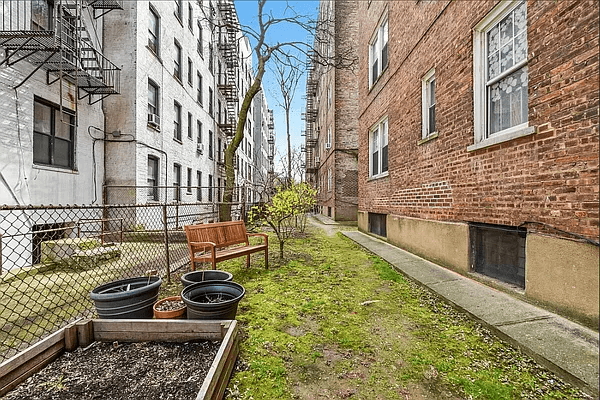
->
[304,0,359,221]
[0,0,121,205]
[252,90,275,202]
[357,0,599,325]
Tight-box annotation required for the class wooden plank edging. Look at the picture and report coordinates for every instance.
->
[197,320,239,400]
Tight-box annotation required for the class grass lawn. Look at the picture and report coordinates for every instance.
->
[167,219,591,400]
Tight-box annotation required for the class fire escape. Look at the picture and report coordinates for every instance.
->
[216,0,239,137]
[0,0,122,105]
[303,52,318,184]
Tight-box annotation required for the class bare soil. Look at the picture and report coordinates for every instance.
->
[155,299,185,312]
[3,340,220,400]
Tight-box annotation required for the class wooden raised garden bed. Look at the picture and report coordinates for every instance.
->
[0,319,239,400]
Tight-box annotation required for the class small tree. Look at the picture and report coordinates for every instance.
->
[249,182,316,260]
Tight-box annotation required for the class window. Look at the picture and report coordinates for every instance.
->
[174,102,182,141]
[327,168,332,191]
[217,138,222,163]
[197,120,202,143]
[148,79,159,116]
[369,17,388,86]
[174,40,182,80]
[369,117,388,178]
[187,112,192,138]
[197,72,203,104]
[327,85,331,108]
[217,100,222,123]
[187,167,192,193]
[421,69,436,138]
[208,130,213,159]
[196,171,202,201]
[147,156,159,201]
[188,3,193,30]
[174,0,182,21]
[208,43,213,73]
[208,87,213,115]
[188,58,193,85]
[33,98,75,169]
[173,163,181,201]
[208,174,213,202]
[31,0,54,31]
[472,0,529,149]
[326,127,332,148]
[148,6,160,55]
[197,21,203,56]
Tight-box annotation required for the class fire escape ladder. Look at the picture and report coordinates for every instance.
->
[0,0,120,102]
[216,0,239,137]
[304,58,318,177]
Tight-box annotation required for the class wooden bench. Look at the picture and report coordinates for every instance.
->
[184,220,268,270]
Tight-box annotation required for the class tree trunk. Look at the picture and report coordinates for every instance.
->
[286,107,291,186]
[220,56,266,221]
[279,239,284,259]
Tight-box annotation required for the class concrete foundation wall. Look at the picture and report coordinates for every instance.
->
[386,214,470,273]
[526,234,599,326]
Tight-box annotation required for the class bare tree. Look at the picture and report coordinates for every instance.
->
[272,58,302,187]
[202,0,356,221]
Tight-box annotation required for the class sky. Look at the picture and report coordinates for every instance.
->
[234,0,320,173]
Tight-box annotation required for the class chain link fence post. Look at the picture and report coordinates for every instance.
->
[162,204,171,284]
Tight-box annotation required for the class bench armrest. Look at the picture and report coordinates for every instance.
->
[189,241,216,252]
[247,233,268,245]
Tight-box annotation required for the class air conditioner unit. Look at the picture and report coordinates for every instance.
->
[325,142,332,149]
[148,113,161,129]
[196,143,204,153]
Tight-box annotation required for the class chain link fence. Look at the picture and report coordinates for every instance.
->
[0,187,258,362]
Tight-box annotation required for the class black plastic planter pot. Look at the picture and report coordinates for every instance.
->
[180,270,233,287]
[181,281,245,320]
[90,276,162,319]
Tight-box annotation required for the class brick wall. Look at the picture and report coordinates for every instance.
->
[312,0,359,221]
[357,0,599,240]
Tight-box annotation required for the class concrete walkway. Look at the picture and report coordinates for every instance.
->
[342,230,599,397]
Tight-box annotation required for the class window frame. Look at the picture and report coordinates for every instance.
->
[187,57,193,86]
[208,130,214,159]
[368,117,389,179]
[187,112,193,139]
[369,15,389,88]
[196,171,202,201]
[471,0,533,151]
[188,3,193,31]
[197,20,203,57]
[173,101,182,141]
[197,72,203,105]
[187,167,192,193]
[147,79,159,117]
[148,5,160,56]
[174,0,182,22]
[174,39,182,81]
[147,155,159,201]
[421,68,436,139]
[33,97,76,171]
[173,163,181,202]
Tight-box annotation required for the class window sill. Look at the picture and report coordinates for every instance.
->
[467,126,535,152]
[174,138,183,144]
[417,132,438,145]
[174,13,183,26]
[368,65,389,93]
[146,46,162,63]
[33,164,78,174]
[147,123,161,132]
[367,171,389,182]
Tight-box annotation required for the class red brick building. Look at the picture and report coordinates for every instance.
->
[357,0,599,326]
[304,0,359,221]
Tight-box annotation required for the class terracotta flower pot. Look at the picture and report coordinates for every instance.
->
[153,296,187,319]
